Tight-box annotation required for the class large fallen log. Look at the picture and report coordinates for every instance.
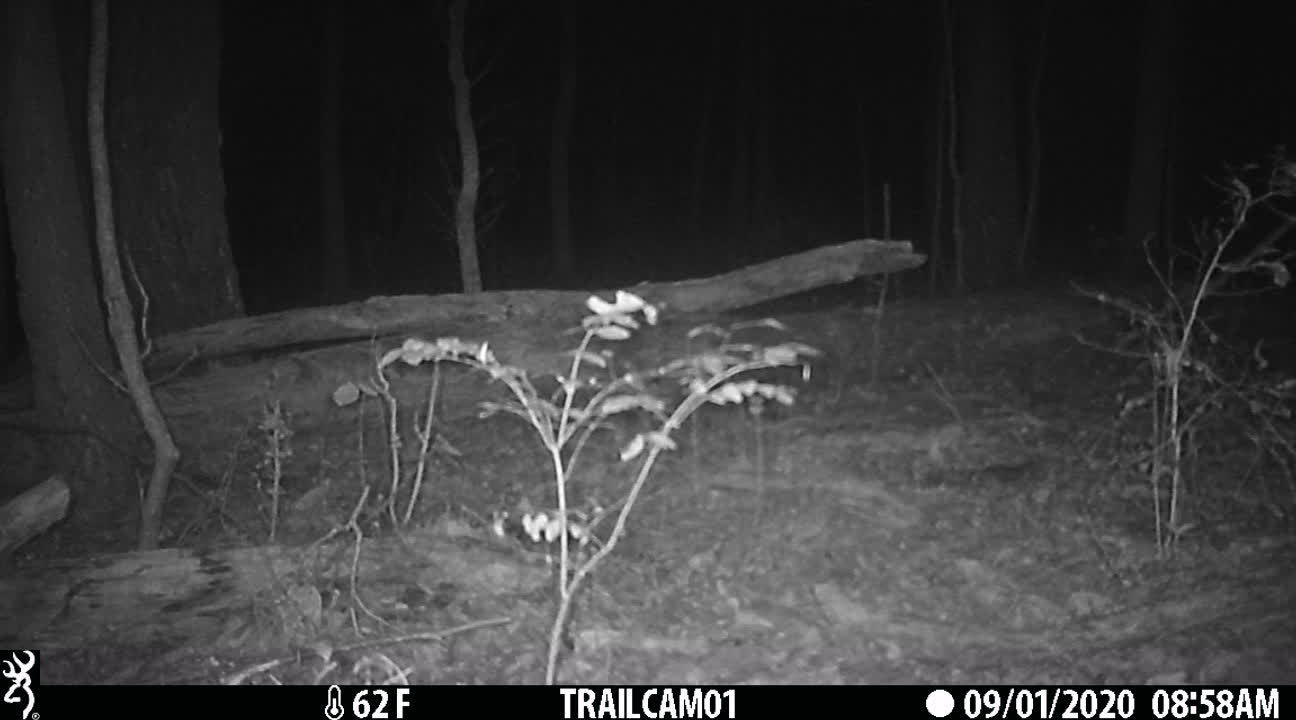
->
[0,527,548,650]
[148,240,923,474]
[149,239,923,368]
[0,475,69,556]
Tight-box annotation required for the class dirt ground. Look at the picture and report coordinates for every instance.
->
[20,286,1296,685]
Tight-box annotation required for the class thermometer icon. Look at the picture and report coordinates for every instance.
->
[324,684,344,720]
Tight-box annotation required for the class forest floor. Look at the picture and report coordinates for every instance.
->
[21,285,1296,685]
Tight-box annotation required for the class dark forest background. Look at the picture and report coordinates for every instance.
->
[4,1,1294,325]
[4,0,1296,670]
[0,0,1293,554]
[241,2,1291,301]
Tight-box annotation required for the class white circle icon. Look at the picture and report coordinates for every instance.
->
[926,689,955,717]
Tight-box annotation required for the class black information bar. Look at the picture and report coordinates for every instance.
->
[23,684,1288,720]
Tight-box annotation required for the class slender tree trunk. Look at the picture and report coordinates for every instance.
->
[2,0,134,526]
[689,13,718,235]
[1019,0,1051,279]
[727,118,751,261]
[319,1,348,301]
[727,9,756,262]
[751,5,775,255]
[1123,0,1178,278]
[89,0,179,550]
[942,0,964,295]
[448,0,482,293]
[0,205,13,365]
[106,0,243,334]
[955,2,1021,290]
[921,4,947,297]
[549,0,577,282]
[592,60,624,246]
[853,96,876,238]
[1158,105,1179,264]
[925,76,945,297]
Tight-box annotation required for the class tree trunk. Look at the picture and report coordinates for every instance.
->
[1019,0,1051,279]
[447,0,483,294]
[941,0,964,295]
[918,2,946,296]
[1,0,135,524]
[852,96,876,239]
[689,14,717,236]
[751,5,776,257]
[955,3,1022,290]
[1122,0,1178,278]
[924,77,944,297]
[549,0,577,282]
[726,8,756,263]
[0,206,14,367]
[106,0,244,335]
[90,0,181,551]
[318,1,348,301]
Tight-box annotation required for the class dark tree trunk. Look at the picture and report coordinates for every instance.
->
[549,0,577,282]
[943,0,965,294]
[852,96,876,239]
[689,12,717,236]
[448,0,482,293]
[0,203,14,366]
[921,3,948,295]
[106,0,243,335]
[750,5,776,256]
[955,3,1022,290]
[90,0,180,551]
[2,0,135,527]
[726,8,756,262]
[1019,1,1051,279]
[318,1,348,301]
[1122,0,1178,278]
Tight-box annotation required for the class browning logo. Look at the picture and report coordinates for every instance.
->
[1,651,37,720]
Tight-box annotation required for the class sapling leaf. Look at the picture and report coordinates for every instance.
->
[708,382,747,405]
[770,385,797,406]
[619,430,676,462]
[642,431,676,452]
[567,349,608,368]
[592,325,632,341]
[619,433,645,461]
[586,290,647,317]
[332,382,361,407]
[599,393,664,416]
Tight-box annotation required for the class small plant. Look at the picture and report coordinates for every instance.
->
[332,340,450,528]
[339,290,818,682]
[1081,149,1295,556]
[257,400,293,542]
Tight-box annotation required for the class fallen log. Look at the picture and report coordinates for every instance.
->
[0,475,69,556]
[0,527,547,650]
[149,239,924,368]
[148,239,924,474]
